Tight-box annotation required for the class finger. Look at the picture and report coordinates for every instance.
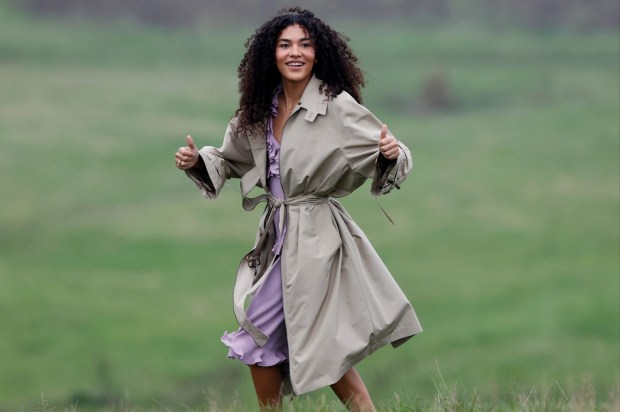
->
[186,135,197,153]
[381,141,400,157]
[380,124,388,141]
[379,136,396,149]
[389,147,401,159]
[384,149,397,159]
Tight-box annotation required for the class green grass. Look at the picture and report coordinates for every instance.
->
[0,2,618,410]
[31,379,620,411]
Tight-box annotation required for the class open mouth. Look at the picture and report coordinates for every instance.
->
[286,62,305,67]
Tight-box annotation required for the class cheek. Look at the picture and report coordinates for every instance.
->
[303,50,315,66]
[308,50,316,64]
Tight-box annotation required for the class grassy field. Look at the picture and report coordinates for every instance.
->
[0,2,618,411]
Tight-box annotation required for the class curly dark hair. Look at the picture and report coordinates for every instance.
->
[234,7,365,135]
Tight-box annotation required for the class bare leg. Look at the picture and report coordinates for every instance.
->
[330,367,376,412]
[250,364,283,410]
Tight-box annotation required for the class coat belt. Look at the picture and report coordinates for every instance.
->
[233,185,331,347]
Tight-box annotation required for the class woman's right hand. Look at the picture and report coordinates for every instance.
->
[175,135,199,170]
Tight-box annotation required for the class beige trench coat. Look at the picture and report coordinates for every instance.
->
[186,75,422,395]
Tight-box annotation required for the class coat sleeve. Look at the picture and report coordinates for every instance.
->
[185,116,255,199]
[332,93,413,196]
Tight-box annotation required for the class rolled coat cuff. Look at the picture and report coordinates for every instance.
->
[185,147,227,199]
[371,142,411,195]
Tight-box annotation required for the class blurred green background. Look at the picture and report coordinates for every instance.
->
[0,0,618,410]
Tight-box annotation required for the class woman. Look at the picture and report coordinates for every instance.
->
[175,8,422,411]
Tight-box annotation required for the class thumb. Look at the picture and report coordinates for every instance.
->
[186,134,197,152]
[380,124,388,141]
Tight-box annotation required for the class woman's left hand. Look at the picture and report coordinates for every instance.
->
[378,124,400,160]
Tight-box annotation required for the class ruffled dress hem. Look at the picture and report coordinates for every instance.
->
[221,331,288,367]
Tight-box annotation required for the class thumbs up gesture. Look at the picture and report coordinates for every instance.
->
[378,124,400,160]
[175,135,199,170]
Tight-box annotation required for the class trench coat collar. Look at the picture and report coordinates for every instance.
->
[296,74,329,122]
[247,75,328,188]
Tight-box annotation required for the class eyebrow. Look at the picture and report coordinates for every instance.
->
[278,37,313,43]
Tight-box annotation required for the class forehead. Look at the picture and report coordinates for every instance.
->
[277,24,310,40]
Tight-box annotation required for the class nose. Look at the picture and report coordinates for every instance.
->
[290,44,301,56]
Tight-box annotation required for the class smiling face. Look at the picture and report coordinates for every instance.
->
[275,24,315,85]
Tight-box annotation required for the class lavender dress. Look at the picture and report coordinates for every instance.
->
[220,91,289,367]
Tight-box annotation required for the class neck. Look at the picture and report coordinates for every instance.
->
[281,76,312,111]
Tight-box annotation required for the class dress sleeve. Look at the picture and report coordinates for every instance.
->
[185,117,255,199]
[333,93,413,196]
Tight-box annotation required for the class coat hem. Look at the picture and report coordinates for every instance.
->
[290,324,421,395]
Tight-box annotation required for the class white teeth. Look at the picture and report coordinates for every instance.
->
[287,62,303,66]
